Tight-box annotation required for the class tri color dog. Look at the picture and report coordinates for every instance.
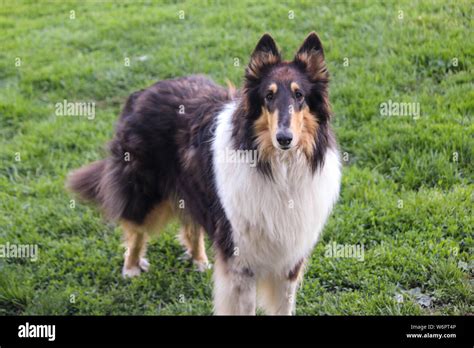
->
[67,32,341,315]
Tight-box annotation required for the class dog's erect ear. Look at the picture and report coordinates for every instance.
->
[246,33,281,79]
[293,32,328,81]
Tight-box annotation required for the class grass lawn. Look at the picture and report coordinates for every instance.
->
[0,0,472,315]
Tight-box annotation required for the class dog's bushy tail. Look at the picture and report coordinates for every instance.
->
[66,160,106,205]
[66,157,141,222]
[66,90,157,223]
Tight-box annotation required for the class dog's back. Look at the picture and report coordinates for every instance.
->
[67,75,231,225]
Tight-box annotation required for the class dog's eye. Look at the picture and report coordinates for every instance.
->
[295,91,303,100]
[265,92,274,101]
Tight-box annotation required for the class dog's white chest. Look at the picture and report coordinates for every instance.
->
[212,103,341,275]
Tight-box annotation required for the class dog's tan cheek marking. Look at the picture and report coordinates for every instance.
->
[268,108,278,138]
[297,107,318,159]
[254,107,278,160]
[290,107,304,145]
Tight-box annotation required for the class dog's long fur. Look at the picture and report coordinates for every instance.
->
[67,32,341,315]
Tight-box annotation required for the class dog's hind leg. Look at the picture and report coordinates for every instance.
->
[121,200,174,278]
[122,222,149,278]
[179,224,210,271]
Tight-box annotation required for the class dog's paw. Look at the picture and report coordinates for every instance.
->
[122,265,142,278]
[193,259,212,272]
[139,258,150,272]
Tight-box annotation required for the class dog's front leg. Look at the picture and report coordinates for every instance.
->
[258,260,305,315]
[258,276,299,315]
[213,254,256,315]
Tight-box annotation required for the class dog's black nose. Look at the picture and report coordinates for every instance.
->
[276,131,293,148]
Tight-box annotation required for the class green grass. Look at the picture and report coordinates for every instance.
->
[0,0,472,315]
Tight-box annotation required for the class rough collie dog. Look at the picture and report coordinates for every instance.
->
[67,32,341,315]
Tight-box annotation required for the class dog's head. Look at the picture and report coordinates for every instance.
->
[237,32,331,167]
